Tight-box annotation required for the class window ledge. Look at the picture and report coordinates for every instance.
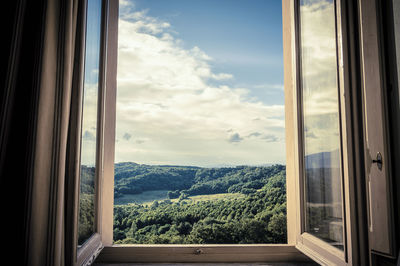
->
[95,244,311,263]
[95,263,317,266]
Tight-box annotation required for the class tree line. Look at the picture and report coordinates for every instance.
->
[114,162,285,200]
[113,169,287,244]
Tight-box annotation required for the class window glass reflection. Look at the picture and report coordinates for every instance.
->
[78,0,102,246]
[299,0,344,250]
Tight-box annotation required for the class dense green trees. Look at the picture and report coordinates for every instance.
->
[114,163,199,198]
[113,167,287,244]
[114,162,285,199]
[78,165,95,245]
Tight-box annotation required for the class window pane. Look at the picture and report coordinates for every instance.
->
[299,0,344,250]
[78,0,102,246]
[114,0,286,244]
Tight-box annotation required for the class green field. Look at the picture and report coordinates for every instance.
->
[171,192,245,203]
[114,190,245,206]
[114,190,169,205]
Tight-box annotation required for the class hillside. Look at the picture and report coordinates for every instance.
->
[114,162,285,200]
[112,163,287,244]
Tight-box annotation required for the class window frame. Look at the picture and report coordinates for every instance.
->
[66,0,112,265]
[96,0,307,263]
[69,0,399,264]
[290,0,362,265]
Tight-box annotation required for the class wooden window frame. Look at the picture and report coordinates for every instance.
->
[95,0,310,263]
[67,0,113,265]
[67,0,399,264]
[289,0,363,265]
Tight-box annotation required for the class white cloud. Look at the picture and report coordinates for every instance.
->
[80,82,98,166]
[262,134,279,143]
[211,73,234,81]
[190,46,213,61]
[253,83,284,90]
[247,132,261,138]
[115,6,286,166]
[119,0,131,7]
[300,0,341,155]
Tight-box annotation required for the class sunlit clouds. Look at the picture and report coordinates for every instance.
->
[115,2,285,166]
[300,0,341,155]
[80,82,99,166]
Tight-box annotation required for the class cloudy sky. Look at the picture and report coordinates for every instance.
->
[114,0,285,167]
[299,0,341,158]
[80,0,102,167]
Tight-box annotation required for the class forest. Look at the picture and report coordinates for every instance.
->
[79,158,339,245]
[112,163,287,244]
[78,165,96,245]
[114,162,285,198]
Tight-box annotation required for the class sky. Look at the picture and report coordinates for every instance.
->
[299,0,341,158]
[80,0,102,167]
[114,0,286,167]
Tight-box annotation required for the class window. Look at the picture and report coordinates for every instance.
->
[78,0,103,247]
[113,0,287,246]
[299,0,344,250]
[96,0,306,263]
[70,0,117,265]
[7,0,398,264]
[71,0,398,264]
[291,0,398,265]
[292,0,356,264]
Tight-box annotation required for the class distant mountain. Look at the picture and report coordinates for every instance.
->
[304,150,342,206]
[305,149,340,169]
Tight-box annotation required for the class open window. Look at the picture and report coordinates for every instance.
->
[69,0,398,264]
[94,0,310,263]
[288,0,359,264]
[113,0,288,246]
[5,0,399,264]
[287,0,398,265]
[68,0,118,265]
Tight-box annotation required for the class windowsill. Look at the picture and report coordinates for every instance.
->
[95,244,311,263]
[95,263,317,266]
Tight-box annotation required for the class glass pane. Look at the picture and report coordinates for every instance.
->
[78,0,102,246]
[114,0,286,244]
[299,0,344,250]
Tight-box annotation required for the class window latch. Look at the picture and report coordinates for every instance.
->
[372,152,383,170]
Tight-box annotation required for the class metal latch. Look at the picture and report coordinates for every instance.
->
[372,152,383,170]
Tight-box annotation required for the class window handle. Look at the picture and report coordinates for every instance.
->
[372,152,383,170]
